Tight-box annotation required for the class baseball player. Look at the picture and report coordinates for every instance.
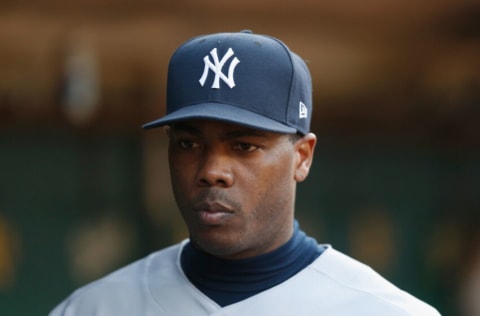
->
[50,31,440,315]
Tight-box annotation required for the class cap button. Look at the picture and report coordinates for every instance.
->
[240,29,253,34]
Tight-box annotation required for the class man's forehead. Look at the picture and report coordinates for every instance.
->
[169,119,284,137]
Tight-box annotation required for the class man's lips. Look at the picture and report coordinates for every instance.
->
[193,202,234,225]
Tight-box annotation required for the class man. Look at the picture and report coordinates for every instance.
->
[50,30,440,315]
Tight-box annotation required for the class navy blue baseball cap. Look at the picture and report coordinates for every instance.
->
[143,30,312,135]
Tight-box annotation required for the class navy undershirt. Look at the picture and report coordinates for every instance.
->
[180,221,325,307]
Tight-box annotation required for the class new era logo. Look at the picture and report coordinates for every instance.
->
[299,101,308,119]
[199,48,240,89]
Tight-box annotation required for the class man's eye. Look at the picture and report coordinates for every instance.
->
[178,139,198,149]
[233,142,258,152]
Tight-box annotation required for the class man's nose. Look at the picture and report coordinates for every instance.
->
[196,149,234,188]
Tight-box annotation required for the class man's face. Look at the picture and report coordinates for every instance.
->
[167,120,315,259]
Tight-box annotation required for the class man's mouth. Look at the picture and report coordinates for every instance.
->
[193,201,234,225]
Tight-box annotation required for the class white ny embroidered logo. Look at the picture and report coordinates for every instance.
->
[199,48,240,89]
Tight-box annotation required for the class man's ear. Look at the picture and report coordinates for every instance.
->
[294,133,317,182]
[164,126,171,137]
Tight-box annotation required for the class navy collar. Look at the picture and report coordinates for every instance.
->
[181,221,324,306]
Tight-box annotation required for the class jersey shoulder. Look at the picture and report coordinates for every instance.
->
[49,243,183,316]
[308,246,441,315]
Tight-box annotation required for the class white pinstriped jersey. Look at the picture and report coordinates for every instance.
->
[50,240,440,316]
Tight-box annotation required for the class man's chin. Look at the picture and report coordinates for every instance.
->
[190,233,246,259]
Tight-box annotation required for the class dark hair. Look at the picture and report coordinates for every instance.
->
[289,132,303,144]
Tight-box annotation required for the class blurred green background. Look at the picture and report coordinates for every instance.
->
[0,1,479,315]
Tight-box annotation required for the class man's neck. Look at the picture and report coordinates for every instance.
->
[180,221,325,307]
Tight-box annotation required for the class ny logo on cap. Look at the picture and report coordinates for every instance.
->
[199,48,240,89]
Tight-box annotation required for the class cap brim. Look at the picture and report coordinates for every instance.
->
[142,103,297,134]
